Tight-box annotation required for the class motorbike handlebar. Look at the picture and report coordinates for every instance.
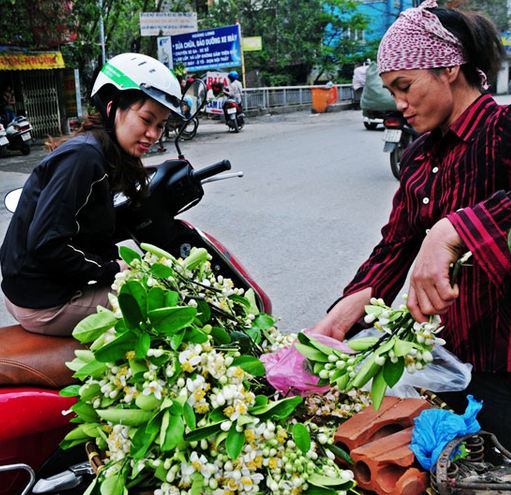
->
[193,160,231,182]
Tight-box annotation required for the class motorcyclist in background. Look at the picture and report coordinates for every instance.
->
[224,71,243,106]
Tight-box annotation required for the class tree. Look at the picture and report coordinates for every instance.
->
[204,0,369,85]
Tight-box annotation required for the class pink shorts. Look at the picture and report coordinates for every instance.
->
[4,285,111,336]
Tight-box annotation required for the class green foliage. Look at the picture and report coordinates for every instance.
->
[204,0,369,85]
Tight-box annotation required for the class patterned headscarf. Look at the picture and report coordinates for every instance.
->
[377,0,466,74]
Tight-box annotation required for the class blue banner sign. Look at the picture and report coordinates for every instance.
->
[171,24,242,72]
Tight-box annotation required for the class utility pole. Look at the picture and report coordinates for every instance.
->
[98,0,106,65]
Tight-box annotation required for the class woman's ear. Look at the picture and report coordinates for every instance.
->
[446,66,461,83]
[106,100,112,117]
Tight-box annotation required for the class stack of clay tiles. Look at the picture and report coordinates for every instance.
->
[334,396,431,494]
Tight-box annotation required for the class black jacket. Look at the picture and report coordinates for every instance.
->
[1,133,120,308]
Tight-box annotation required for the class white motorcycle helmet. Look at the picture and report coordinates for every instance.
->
[91,53,183,118]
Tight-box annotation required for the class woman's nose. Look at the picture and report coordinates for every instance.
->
[146,126,161,141]
[395,96,408,112]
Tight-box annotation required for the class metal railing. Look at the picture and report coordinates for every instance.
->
[242,83,354,112]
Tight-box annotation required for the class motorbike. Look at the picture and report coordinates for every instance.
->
[0,79,271,495]
[0,123,8,156]
[223,97,244,133]
[382,111,419,179]
[0,115,33,156]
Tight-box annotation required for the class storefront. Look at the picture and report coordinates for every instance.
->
[0,49,76,139]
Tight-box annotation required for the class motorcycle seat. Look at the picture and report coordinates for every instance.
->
[0,325,83,389]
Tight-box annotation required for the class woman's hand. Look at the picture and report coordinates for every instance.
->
[407,218,464,322]
[311,287,372,341]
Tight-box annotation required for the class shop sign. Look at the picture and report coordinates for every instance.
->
[170,24,242,72]
[0,51,65,71]
[140,12,197,36]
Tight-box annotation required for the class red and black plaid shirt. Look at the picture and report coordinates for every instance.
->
[343,94,511,372]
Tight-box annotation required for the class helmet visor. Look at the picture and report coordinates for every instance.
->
[140,84,183,117]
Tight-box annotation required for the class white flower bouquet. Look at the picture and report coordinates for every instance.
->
[60,244,359,495]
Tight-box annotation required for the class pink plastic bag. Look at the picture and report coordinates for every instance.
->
[260,331,353,396]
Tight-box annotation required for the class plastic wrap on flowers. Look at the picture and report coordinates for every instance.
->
[260,332,354,396]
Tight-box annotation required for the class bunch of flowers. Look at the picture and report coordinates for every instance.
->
[295,296,445,410]
[61,243,359,495]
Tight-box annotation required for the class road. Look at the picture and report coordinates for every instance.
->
[0,108,401,332]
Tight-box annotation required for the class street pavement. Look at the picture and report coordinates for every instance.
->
[1,95,510,332]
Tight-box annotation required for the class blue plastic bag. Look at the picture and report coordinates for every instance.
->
[410,395,483,470]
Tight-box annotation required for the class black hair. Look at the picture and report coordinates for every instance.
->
[50,89,150,202]
[428,7,504,89]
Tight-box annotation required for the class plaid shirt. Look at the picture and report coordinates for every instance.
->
[343,94,511,372]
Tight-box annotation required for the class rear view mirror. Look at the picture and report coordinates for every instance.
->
[180,80,207,121]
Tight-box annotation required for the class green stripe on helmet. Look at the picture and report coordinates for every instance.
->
[101,62,139,90]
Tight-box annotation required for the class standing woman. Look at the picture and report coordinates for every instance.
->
[0,53,183,336]
[313,0,511,446]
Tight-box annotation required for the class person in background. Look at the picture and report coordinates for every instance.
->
[0,85,16,126]
[313,0,511,447]
[224,70,243,106]
[352,61,369,110]
[0,53,184,336]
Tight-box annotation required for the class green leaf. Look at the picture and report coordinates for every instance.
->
[252,313,274,329]
[294,343,329,362]
[149,306,197,335]
[232,355,265,377]
[72,310,117,343]
[308,473,353,488]
[150,263,173,279]
[183,401,196,429]
[326,443,353,464]
[185,421,223,442]
[292,423,311,454]
[94,330,138,363]
[249,396,302,420]
[350,354,379,389]
[165,291,179,307]
[210,326,231,345]
[226,424,245,459]
[73,360,108,380]
[135,333,151,359]
[183,247,209,270]
[347,336,379,352]
[99,466,127,495]
[131,422,158,460]
[307,336,338,355]
[383,357,405,388]
[170,330,185,351]
[185,327,209,344]
[96,408,152,426]
[161,413,185,451]
[508,229,511,252]
[303,487,336,495]
[196,299,211,324]
[371,369,387,411]
[118,280,147,328]
[79,383,101,401]
[393,339,415,357]
[119,245,141,265]
[135,394,162,411]
[60,384,80,397]
[147,287,165,312]
[140,243,175,260]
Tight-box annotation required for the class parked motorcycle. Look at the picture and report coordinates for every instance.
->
[223,97,244,133]
[0,80,271,495]
[2,115,33,156]
[383,112,419,179]
[0,123,8,156]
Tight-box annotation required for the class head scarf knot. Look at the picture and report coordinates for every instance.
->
[377,0,467,75]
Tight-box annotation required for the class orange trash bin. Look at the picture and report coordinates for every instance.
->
[311,86,337,113]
